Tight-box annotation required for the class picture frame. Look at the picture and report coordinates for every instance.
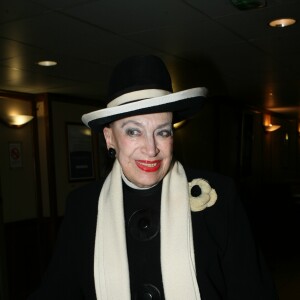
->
[9,142,23,169]
[66,123,95,181]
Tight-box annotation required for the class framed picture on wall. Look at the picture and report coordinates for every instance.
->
[66,123,95,181]
[8,142,23,169]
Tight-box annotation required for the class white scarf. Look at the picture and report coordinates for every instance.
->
[94,160,201,299]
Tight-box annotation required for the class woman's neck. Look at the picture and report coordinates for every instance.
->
[121,169,158,190]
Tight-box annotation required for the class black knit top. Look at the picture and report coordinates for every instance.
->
[123,180,165,300]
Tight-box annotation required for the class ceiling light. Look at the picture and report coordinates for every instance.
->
[231,0,266,10]
[269,18,296,28]
[37,60,57,67]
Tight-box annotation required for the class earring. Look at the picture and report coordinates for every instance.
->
[108,148,116,159]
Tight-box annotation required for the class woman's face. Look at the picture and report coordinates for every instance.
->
[103,112,173,188]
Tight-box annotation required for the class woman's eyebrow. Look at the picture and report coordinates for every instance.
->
[156,122,172,129]
[121,120,142,128]
[121,120,172,129]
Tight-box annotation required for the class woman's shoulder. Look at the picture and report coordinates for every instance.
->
[66,180,104,213]
[68,180,103,199]
[183,165,241,227]
[183,166,236,194]
[184,166,243,253]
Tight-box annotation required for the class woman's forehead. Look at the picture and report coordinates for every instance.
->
[113,112,173,127]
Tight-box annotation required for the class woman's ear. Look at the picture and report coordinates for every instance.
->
[103,126,113,149]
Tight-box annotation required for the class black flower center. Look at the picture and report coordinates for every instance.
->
[191,185,202,197]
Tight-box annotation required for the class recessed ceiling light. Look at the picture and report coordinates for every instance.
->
[37,60,58,67]
[231,0,266,10]
[269,18,296,28]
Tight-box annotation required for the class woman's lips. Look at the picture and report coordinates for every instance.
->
[135,160,161,172]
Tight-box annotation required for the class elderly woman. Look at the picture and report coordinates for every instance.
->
[29,55,277,300]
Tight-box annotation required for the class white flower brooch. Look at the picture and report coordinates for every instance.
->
[189,178,217,212]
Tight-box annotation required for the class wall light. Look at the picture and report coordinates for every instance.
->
[263,114,281,132]
[264,124,281,132]
[1,114,34,128]
[173,120,186,129]
[37,60,57,67]
[285,133,289,141]
[81,128,92,136]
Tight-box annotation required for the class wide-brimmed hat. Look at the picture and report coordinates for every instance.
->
[82,55,207,132]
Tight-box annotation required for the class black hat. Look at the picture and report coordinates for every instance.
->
[82,55,207,132]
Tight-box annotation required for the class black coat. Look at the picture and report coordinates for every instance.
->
[29,167,278,299]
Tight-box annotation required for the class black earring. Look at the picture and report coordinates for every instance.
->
[108,148,116,159]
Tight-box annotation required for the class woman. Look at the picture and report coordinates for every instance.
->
[29,55,277,299]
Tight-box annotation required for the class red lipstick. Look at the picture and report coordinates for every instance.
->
[135,160,161,172]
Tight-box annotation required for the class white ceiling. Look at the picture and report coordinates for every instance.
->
[0,0,299,117]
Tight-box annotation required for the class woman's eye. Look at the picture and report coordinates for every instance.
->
[158,129,173,137]
[126,128,141,137]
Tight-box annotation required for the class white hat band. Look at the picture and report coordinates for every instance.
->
[107,89,171,108]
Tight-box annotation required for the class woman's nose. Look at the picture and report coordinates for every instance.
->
[142,136,159,157]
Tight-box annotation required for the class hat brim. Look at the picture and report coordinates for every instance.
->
[82,87,207,132]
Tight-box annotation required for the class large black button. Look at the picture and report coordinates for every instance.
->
[142,292,152,300]
[135,284,161,300]
[128,209,159,241]
[138,217,150,230]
